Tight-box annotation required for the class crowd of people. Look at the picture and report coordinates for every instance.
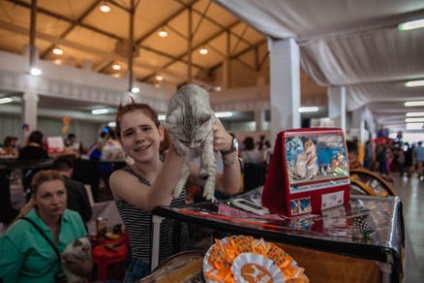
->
[0,98,242,282]
[357,139,424,179]
[1,103,423,282]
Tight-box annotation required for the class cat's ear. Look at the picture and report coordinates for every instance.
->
[199,113,212,125]
[166,110,180,125]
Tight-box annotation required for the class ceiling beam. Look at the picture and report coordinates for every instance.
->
[40,0,103,59]
[8,0,122,40]
[0,19,198,83]
[141,20,241,81]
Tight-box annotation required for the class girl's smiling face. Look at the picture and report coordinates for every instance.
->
[119,109,164,162]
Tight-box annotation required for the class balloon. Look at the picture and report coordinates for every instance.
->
[63,117,71,124]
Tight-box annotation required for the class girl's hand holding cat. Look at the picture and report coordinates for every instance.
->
[212,118,233,152]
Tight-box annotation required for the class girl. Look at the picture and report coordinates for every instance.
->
[109,101,241,282]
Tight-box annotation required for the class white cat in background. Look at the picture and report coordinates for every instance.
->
[165,84,217,202]
[61,237,92,283]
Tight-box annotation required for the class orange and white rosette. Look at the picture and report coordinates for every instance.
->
[203,235,309,283]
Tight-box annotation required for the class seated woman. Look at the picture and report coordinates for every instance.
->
[0,170,92,282]
[0,135,19,156]
[18,130,49,160]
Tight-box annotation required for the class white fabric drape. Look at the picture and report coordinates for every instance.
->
[213,0,424,111]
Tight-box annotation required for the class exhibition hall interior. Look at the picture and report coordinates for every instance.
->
[0,0,423,282]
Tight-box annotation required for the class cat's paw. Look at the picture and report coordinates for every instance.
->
[202,188,217,203]
[198,169,208,179]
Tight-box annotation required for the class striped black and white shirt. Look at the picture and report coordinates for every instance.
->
[115,166,189,263]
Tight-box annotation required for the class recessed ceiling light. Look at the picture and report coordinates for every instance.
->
[53,47,63,55]
[398,19,424,31]
[404,101,424,107]
[405,80,424,87]
[158,28,168,37]
[199,46,208,55]
[131,87,140,93]
[99,2,111,13]
[155,74,163,81]
[112,63,121,70]
[299,106,319,113]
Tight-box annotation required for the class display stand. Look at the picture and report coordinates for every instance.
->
[151,187,404,283]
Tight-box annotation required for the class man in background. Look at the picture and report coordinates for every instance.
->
[53,157,93,223]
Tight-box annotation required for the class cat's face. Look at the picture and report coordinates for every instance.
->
[65,237,92,259]
[166,109,212,150]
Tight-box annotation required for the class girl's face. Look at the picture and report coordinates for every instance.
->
[34,179,67,220]
[119,110,164,163]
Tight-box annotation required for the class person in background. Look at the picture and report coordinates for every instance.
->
[53,157,93,223]
[395,144,405,177]
[241,136,262,164]
[0,135,19,156]
[64,133,83,156]
[346,140,361,169]
[404,142,414,177]
[109,101,241,282]
[18,130,49,160]
[0,170,92,282]
[363,140,373,170]
[415,141,424,180]
[87,127,122,189]
[376,144,389,175]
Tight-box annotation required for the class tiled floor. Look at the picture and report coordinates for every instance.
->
[391,174,424,283]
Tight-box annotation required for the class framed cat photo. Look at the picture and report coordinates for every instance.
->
[262,128,350,217]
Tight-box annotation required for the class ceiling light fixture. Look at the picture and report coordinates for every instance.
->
[398,19,424,31]
[404,101,424,107]
[158,28,168,37]
[299,106,319,113]
[155,74,164,81]
[158,114,166,121]
[215,112,233,118]
[406,122,424,130]
[199,46,208,55]
[92,109,109,115]
[30,67,42,76]
[406,112,424,117]
[405,117,424,123]
[405,80,424,87]
[112,63,121,70]
[99,1,111,13]
[0,97,13,104]
[108,122,116,127]
[131,87,140,93]
[52,47,63,55]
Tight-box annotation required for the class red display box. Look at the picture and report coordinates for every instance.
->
[262,128,350,217]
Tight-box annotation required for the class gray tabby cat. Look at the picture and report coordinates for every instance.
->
[165,84,217,202]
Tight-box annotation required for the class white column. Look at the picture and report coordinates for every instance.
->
[22,92,39,140]
[327,86,346,131]
[255,109,265,131]
[269,38,301,143]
